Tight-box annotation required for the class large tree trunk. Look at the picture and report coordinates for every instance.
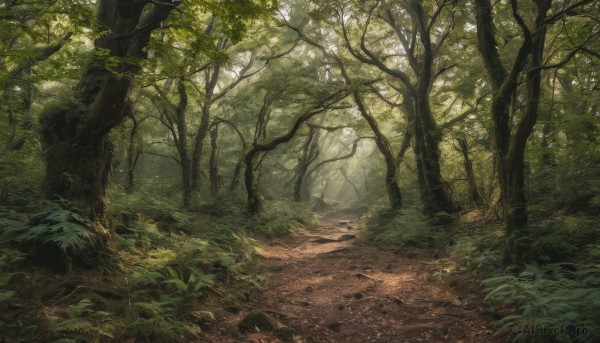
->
[505,0,550,261]
[473,0,551,263]
[473,0,528,219]
[410,1,455,214]
[40,1,177,253]
[413,99,454,213]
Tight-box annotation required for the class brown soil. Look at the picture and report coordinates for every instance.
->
[200,214,501,343]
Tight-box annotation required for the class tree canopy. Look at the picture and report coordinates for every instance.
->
[1,0,599,341]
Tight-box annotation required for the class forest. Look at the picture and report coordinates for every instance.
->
[1,0,599,342]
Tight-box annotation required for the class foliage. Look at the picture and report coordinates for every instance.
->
[200,196,317,239]
[107,202,265,342]
[127,296,200,343]
[4,198,97,254]
[0,144,44,206]
[252,200,318,238]
[362,206,445,249]
[513,216,599,264]
[110,186,193,231]
[44,298,116,342]
[450,226,504,276]
[484,263,600,343]
[1,0,599,341]
[0,248,28,308]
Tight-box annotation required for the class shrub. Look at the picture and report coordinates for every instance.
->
[363,207,444,249]
[4,197,100,271]
[512,216,598,264]
[451,227,504,275]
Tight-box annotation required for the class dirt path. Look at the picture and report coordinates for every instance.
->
[202,214,500,342]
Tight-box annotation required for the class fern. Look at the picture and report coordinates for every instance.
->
[484,263,600,342]
[47,298,115,341]
[0,248,28,271]
[0,248,28,304]
[51,318,91,333]
[65,299,94,318]
[5,198,96,252]
[130,296,199,342]
[451,229,504,275]
[131,266,166,287]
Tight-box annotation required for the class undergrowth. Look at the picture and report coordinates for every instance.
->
[514,215,599,264]
[448,213,600,342]
[1,191,317,342]
[3,197,99,271]
[199,196,318,238]
[450,222,504,277]
[484,262,600,342]
[361,205,445,250]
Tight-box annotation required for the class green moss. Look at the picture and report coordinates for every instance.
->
[39,97,86,143]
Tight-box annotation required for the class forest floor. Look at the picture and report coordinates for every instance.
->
[200,213,503,343]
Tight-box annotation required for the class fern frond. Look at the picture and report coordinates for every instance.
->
[5,199,97,253]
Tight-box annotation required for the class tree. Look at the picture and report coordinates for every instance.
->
[294,125,321,202]
[244,87,352,213]
[1,0,92,158]
[281,13,405,210]
[473,0,598,262]
[39,0,180,255]
[339,0,457,214]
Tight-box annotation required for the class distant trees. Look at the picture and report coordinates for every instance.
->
[341,0,457,214]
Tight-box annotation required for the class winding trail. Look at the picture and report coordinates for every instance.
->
[203,214,501,342]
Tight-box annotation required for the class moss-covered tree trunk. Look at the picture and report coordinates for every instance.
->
[474,0,551,263]
[409,1,455,215]
[40,0,177,248]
